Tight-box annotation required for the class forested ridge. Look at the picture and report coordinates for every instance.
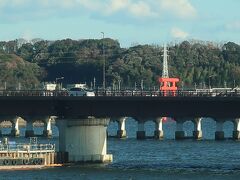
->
[0,38,240,90]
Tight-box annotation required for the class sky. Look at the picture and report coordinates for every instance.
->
[0,0,240,47]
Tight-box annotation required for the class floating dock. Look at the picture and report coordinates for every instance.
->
[0,137,56,169]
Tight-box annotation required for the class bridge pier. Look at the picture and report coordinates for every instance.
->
[25,121,35,137]
[0,124,2,137]
[136,120,145,140]
[154,117,164,139]
[233,118,240,140]
[56,117,112,163]
[43,117,53,138]
[215,120,224,140]
[11,117,20,137]
[175,119,186,140]
[117,117,127,138]
[56,120,68,163]
[193,118,202,140]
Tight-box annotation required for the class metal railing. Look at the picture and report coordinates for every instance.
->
[0,89,240,97]
[94,89,240,97]
[0,143,55,153]
[0,90,68,97]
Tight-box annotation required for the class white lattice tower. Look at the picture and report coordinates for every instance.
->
[161,44,169,78]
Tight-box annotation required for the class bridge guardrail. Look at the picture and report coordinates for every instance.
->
[0,143,55,153]
[0,89,240,97]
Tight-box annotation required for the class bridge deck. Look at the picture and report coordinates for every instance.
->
[0,95,240,118]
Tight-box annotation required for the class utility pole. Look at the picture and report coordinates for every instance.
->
[90,82,93,89]
[162,44,169,78]
[208,76,211,89]
[56,77,64,90]
[93,77,96,90]
[141,80,144,90]
[18,82,21,91]
[101,32,106,91]
[118,79,121,91]
[112,82,115,91]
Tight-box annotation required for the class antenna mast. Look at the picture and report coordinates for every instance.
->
[162,44,169,78]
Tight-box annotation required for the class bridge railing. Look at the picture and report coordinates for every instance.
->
[0,89,240,97]
[95,89,240,97]
[0,143,55,153]
[0,90,68,97]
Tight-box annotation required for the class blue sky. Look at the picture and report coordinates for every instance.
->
[0,0,240,47]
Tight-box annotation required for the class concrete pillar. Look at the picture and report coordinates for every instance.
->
[25,121,35,137]
[11,117,20,137]
[175,119,186,140]
[193,118,202,140]
[117,117,127,138]
[233,118,240,140]
[154,117,164,139]
[0,121,2,137]
[215,120,224,140]
[56,120,67,152]
[56,117,112,163]
[43,117,53,138]
[136,120,145,140]
[0,126,2,137]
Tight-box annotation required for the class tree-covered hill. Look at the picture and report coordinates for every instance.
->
[0,53,44,90]
[0,39,240,90]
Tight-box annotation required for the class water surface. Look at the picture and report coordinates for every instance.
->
[0,118,239,179]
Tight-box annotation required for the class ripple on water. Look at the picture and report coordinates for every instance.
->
[0,118,240,179]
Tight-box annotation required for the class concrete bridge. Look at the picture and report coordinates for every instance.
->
[0,93,240,163]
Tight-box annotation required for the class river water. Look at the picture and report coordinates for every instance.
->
[1,118,240,179]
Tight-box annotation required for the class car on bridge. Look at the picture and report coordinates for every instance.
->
[68,87,95,96]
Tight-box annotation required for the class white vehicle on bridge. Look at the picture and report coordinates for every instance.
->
[68,87,95,96]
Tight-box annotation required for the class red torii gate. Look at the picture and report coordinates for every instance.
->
[159,77,180,96]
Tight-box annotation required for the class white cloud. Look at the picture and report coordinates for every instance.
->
[105,0,157,18]
[22,29,33,42]
[108,0,129,13]
[0,0,30,7]
[11,0,29,6]
[0,0,197,20]
[128,1,157,17]
[75,0,102,11]
[105,0,196,18]
[0,0,5,7]
[171,27,189,39]
[159,0,197,19]
[38,0,86,9]
[225,21,240,31]
[59,0,76,8]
